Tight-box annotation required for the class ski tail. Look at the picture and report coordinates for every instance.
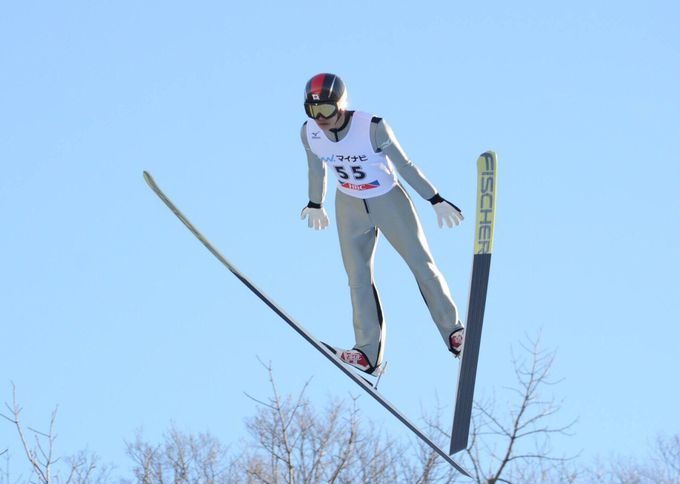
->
[450,151,497,455]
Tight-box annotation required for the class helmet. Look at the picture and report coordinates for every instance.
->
[304,73,347,105]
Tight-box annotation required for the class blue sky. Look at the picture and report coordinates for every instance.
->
[1,0,679,476]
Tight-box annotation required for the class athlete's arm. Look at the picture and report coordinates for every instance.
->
[371,118,438,200]
[372,118,463,227]
[301,122,327,206]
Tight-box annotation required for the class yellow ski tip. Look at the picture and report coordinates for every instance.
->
[474,151,497,255]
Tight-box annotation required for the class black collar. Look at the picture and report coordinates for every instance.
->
[329,111,353,141]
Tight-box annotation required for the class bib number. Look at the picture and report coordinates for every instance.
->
[335,165,366,180]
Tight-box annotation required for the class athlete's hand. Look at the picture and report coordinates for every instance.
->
[431,196,464,228]
[301,206,330,230]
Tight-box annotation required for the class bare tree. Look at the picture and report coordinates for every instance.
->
[62,452,109,484]
[587,434,680,483]
[1,383,59,484]
[120,358,411,483]
[120,335,581,483]
[6,334,680,483]
[234,358,405,483]
[654,434,680,480]
[405,398,467,484]
[124,426,234,484]
[1,383,109,484]
[420,333,579,483]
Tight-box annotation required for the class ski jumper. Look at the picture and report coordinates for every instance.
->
[302,111,462,368]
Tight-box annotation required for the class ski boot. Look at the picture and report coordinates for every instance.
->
[449,327,465,358]
[324,345,385,377]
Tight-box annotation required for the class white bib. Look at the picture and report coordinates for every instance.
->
[307,111,398,199]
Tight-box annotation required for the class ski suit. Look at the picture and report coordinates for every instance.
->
[301,111,462,367]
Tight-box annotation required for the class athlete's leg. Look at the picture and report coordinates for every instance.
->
[367,185,462,347]
[335,190,386,367]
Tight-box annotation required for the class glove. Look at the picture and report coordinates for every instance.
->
[300,205,330,230]
[430,194,464,228]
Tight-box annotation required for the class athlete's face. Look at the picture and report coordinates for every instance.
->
[315,110,345,130]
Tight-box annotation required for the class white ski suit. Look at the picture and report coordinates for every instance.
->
[301,111,462,368]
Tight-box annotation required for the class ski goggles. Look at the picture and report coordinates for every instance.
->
[304,102,339,119]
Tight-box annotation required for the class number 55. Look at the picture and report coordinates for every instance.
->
[335,165,366,180]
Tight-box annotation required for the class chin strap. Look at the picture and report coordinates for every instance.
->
[329,111,352,141]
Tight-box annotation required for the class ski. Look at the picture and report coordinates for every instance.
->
[449,151,498,455]
[143,171,470,477]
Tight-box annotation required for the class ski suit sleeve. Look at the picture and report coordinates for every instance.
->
[371,119,438,200]
[300,122,327,205]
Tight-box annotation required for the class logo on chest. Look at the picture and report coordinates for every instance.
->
[335,154,369,163]
[340,180,381,191]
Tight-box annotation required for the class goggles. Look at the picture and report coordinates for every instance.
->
[304,102,339,119]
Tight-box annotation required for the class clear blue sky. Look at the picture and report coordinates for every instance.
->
[2,0,679,476]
